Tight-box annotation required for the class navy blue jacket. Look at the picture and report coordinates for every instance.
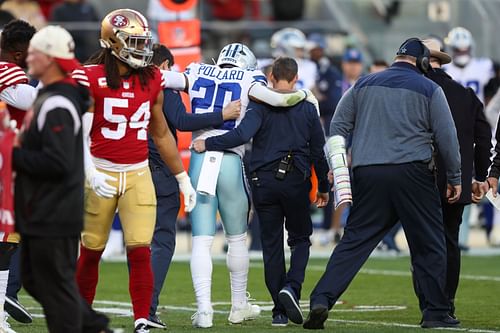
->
[148,88,225,196]
[205,100,330,193]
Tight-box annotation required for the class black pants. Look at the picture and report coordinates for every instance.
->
[309,163,450,320]
[413,201,465,315]
[21,235,109,333]
[251,169,312,317]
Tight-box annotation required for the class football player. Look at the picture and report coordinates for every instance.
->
[159,42,316,328]
[0,19,37,331]
[267,27,318,91]
[444,27,494,102]
[71,9,196,333]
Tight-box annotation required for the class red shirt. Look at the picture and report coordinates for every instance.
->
[73,65,163,164]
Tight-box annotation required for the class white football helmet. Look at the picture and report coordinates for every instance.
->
[270,28,306,58]
[216,43,257,70]
[100,8,153,69]
[446,27,474,67]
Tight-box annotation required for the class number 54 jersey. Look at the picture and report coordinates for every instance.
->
[184,62,267,156]
[73,64,164,165]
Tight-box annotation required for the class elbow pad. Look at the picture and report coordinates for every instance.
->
[324,135,352,208]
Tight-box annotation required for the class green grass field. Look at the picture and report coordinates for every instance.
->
[9,255,500,332]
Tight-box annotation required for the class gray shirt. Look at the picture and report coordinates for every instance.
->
[330,62,461,185]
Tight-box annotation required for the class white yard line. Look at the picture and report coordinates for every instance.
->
[21,299,500,332]
[249,263,500,283]
[332,319,500,333]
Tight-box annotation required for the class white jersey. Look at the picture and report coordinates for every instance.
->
[296,58,318,90]
[444,57,494,102]
[257,57,317,90]
[184,62,267,156]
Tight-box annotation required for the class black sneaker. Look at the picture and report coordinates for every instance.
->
[147,315,167,329]
[303,304,329,330]
[271,313,288,327]
[421,314,460,328]
[278,287,303,324]
[4,296,33,323]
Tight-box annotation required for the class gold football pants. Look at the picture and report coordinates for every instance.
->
[82,166,157,250]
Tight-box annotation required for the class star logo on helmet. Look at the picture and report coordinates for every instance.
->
[400,47,407,54]
[111,15,128,28]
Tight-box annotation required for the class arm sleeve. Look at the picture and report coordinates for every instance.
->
[0,84,36,110]
[471,91,492,181]
[429,87,462,185]
[309,108,330,193]
[163,89,224,131]
[248,83,307,107]
[329,87,356,137]
[205,105,263,151]
[13,108,76,178]
[161,70,188,90]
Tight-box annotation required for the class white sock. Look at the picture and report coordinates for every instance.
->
[0,270,8,322]
[190,235,214,313]
[226,233,249,309]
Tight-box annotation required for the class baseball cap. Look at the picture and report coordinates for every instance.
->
[421,38,451,64]
[396,38,427,59]
[29,25,80,73]
[342,48,363,62]
[307,33,326,50]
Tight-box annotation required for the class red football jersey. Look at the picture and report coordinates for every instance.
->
[73,65,163,164]
[0,62,30,129]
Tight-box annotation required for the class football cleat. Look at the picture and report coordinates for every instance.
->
[134,318,150,333]
[146,314,166,329]
[228,302,261,324]
[191,311,213,328]
[4,296,32,324]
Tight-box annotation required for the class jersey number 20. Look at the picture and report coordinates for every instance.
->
[191,77,241,130]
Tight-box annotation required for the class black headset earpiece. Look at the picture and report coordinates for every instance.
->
[397,37,431,73]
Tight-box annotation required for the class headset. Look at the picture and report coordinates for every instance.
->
[396,37,430,73]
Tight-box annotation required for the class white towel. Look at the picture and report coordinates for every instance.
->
[196,151,224,196]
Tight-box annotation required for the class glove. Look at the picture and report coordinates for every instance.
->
[175,171,196,212]
[86,167,117,199]
[302,89,320,116]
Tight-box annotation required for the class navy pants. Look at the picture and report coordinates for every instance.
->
[7,245,21,298]
[149,166,180,317]
[251,169,312,317]
[310,163,450,320]
[413,201,465,315]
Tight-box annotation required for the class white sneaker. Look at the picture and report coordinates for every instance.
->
[0,317,16,333]
[228,302,261,324]
[191,311,213,328]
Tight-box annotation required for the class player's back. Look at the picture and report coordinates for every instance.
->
[73,64,163,166]
[185,62,266,156]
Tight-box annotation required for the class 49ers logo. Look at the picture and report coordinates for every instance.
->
[110,14,128,28]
